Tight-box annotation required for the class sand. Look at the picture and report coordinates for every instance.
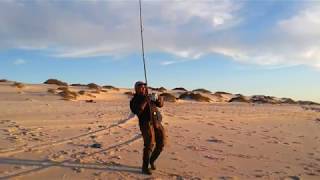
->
[0,81,320,179]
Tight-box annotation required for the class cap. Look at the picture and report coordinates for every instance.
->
[134,81,146,89]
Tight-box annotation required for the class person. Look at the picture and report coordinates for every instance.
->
[130,81,166,175]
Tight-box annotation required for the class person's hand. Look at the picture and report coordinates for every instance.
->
[149,93,158,102]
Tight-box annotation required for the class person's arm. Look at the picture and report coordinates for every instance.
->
[130,96,149,116]
[155,96,164,108]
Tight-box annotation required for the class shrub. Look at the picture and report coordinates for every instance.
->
[102,85,119,91]
[57,86,69,91]
[159,87,167,92]
[78,90,86,95]
[71,83,86,87]
[47,88,57,94]
[124,91,134,97]
[0,79,8,82]
[12,82,25,89]
[179,92,211,102]
[87,83,100,90]
[297,100,320,106]
[280,98,296,104]
[213,91,232,95]
[229,95,249,103]
[149,87,167,92]
[172,87,188,91]
[44,79,68,86]
[87,93,96,98]
[192,88,212,94]
[58,89,78,100]
[250,95,278,104]
[91,89,101,94]
[160,93,177,102]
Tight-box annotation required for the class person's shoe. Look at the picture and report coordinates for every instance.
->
[150,162,156,170]
[142,168,152,175]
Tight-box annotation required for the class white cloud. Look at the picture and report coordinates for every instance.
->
[0,0,242,57]
[160,61,177,66]
[13,59,26,65]
[0,0,320,69]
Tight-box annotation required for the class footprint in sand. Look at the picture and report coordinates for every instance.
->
[170,157,181,161]
[282,176,300,180]
[218,176,237,180]
[73,167,84,173]
[207,137,224,143]
[204,155,224,161]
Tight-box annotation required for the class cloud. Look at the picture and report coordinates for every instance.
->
[160,61,177,66]
[0,0,241,55]
[0,0,320,69]
[13,59,26,65]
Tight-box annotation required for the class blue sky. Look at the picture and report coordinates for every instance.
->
[0,0,319,102]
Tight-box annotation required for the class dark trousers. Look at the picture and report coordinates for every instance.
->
[139,120,165,170]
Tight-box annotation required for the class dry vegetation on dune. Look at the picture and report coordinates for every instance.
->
[297,100,320,106]
[12,82,25,89]
[172,87,188,91]
[214,91,232,95]
[87,83,101,90]
[280,98,296,104]
[78,90,86,95]
[149,87,167,92]
[160,93,177,102]
[91,89,101,94]
[229,94,249,103]
[159,87,167,92]
[44,79,68,86]
[192,88,212,94]
[70,83,87,87]
[57,86,69,91]
[103,85,120,91]
[250,95,278,104]
[124,91,134,97]
[47,88,57,94]
[58,87,78,100]
[179,92,211,102]
[0,79,8,82]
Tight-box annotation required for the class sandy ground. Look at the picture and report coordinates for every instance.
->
[0,82,320,180]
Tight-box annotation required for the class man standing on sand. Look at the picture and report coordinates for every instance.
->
[130,81,166,175]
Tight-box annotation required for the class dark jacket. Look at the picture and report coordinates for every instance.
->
[130,94,163,126]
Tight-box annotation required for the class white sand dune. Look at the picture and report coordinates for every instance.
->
[0,82,320,179]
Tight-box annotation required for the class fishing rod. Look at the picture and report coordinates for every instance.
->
[139,0,158,124]
[139,0,148,86]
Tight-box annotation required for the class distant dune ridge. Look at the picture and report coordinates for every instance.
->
[1,79,319,104]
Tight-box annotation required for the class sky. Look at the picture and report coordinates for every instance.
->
[0,0,319,102]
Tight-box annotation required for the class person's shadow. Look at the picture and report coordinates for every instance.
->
[0,157,141,179]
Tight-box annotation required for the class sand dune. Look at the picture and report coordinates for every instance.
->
[0,81,320,179]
